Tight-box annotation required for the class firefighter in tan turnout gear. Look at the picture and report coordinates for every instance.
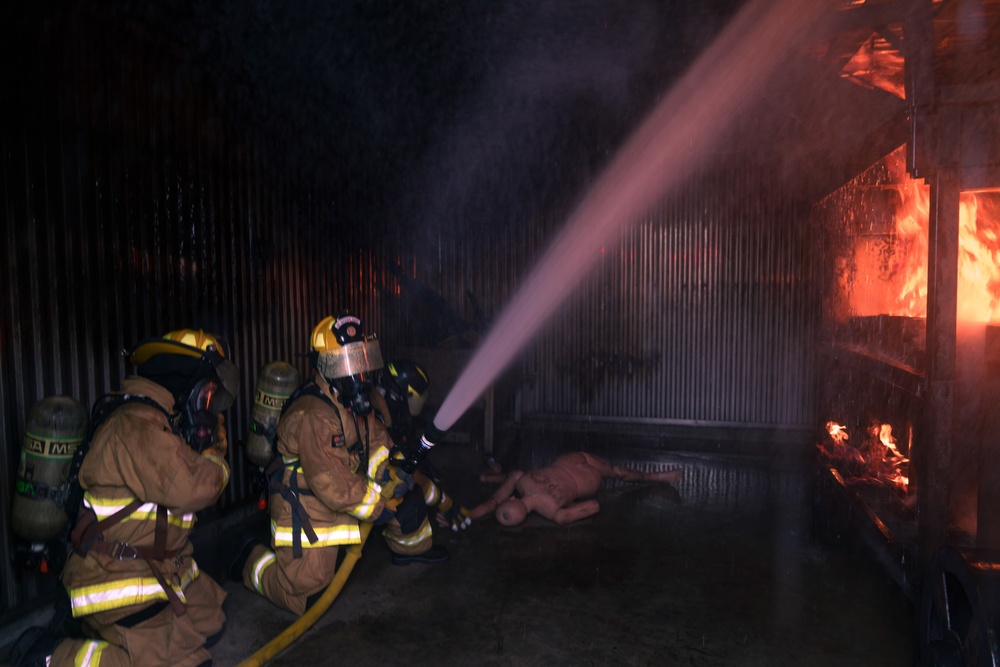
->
[235,312,448,616]
[10,329,240,667]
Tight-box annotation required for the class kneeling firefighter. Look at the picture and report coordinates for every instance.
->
[373,360,471,533]
[10,329,239,667]
[235,312,448,616]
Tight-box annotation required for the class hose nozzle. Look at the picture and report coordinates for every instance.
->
[401,422,447,474]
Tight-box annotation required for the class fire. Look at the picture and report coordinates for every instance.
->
[825,420,849,445]
[818,420,909,495]
[839,32,905,100]
[847,146,1000,323]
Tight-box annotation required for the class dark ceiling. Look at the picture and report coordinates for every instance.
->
[96,0,748,236]
[10,0,993,244]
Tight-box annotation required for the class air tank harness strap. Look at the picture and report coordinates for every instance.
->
[250,419,277,446]
[264,456,318,558]
[70,502,186,616]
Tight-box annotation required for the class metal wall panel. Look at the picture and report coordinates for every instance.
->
[518,169,820,428]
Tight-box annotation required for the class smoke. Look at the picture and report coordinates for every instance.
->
[395,0,743,250]
[434,0,832,429]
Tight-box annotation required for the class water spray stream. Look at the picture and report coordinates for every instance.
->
[433,0,831,432]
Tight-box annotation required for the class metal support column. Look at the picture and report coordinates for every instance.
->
[919,172,960,565]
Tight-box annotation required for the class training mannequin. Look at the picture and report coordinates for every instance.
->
[463,451,682,527]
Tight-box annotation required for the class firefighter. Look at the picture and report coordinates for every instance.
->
[234,312,448,617]
[373,359,472,533]
[9,329,239,667]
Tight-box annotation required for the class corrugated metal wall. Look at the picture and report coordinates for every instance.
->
[523,169,819,429]
[0,7,822,618]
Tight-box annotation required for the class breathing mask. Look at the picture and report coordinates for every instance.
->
[178,377,234,452]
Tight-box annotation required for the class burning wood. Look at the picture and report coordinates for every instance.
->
[817,420,909,497]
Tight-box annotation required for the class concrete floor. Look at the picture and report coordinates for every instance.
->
[3,430,917,666]
[208,433,915,667]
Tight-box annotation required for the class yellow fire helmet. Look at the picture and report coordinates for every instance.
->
[128,328,240,411]
[310,313,384,381]
[387,360,430,417]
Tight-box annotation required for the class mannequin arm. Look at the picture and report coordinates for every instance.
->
[469,470,524,520]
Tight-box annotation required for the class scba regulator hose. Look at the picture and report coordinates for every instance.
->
[236,521,374,667]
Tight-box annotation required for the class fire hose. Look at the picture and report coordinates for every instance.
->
[235,521,374,667]
[236,426,445,666]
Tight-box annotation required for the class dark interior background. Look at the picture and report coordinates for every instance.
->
[0,0,921,623]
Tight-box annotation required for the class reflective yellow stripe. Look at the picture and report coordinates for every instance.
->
[366,447,389,479]
[250,550,275,593]
[74,640,107,667]
[202,452,230,486]
[384,519,433,547]
[270,519,361,547]
[424,484,442,506]
[83,495,195,529]
[68,562,199,617]
[437,494,453,514]
[347,481,383,521]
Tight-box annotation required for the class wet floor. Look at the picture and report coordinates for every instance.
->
[206,434,917,667]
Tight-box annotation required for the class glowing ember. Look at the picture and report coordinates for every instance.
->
[839,32,905,100]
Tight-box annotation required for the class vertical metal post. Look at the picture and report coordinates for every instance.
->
[920,172,960,564]
[978,325,1000,549]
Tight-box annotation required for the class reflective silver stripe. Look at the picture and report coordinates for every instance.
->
[250,550,276,593]
[366,447,389,479]
[74,640,107,667]
[271,519,361,547]
[348,481,383,521]
[424,484,441,506]
[384,520,433,547]
[68,562,199,617]
[83,495,195,529]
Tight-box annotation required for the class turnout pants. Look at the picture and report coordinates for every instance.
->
[243,543,340,616]
[50,572,226,667]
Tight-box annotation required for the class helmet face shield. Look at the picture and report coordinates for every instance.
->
[316,337,384,381]
[181,379,224,452]
[212,358,240,411]
[190,379,229,415]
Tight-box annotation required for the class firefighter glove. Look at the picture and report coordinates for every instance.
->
[437,497,472,532]
[374,507,396,525]
[383,465,414,498]
[213,414,228,458]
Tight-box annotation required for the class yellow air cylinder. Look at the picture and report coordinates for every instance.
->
[12,396,89,544]
[247,361,301,467]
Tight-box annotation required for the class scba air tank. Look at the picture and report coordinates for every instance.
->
[247,361,301,467]
[12,396,89,544]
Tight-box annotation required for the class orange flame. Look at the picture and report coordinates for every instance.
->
[848,146,1000,323]
[839,32,905,100]
[825,421,849,445]
[819,419,909,495]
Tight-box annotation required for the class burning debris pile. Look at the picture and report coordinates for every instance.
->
[817,420,911,499]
